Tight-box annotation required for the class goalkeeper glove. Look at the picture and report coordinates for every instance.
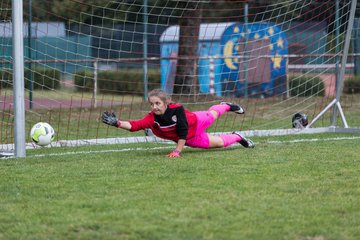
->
[102,111,119,127]
[166,150,181,158]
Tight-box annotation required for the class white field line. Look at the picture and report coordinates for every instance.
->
[22,136,360,159]
[27,146,174,158]
[267,136,360,144]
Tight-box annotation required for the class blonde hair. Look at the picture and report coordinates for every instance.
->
[148,89,171,104]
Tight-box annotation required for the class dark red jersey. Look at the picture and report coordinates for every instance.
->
[127,103,197,142]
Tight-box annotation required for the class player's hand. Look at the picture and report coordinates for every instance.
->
[167,150,181,158]
[102,111,118,127]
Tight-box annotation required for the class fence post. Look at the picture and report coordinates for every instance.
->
[92,60,98,108]
[209,57,215,95]
[353,19,360,75]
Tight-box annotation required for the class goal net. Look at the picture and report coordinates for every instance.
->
[1,0,360,154]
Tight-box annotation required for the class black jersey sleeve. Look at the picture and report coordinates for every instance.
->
[175,106,189,140]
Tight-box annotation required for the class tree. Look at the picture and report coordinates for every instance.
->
[173,1,203,95]
[51,0,118,26]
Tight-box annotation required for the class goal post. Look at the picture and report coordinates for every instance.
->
[1,0,360,155]
[12,0,25,157]
[307,0,357,129]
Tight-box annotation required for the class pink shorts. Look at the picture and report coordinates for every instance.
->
[185,111,215,149]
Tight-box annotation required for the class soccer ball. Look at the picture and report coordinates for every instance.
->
[30,122,55,146]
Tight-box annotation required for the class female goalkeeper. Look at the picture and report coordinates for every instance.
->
[102,89,254,158]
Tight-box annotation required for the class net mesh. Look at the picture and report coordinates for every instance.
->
[1,0,360,151]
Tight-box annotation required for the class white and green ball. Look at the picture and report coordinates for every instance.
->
[30,122,55,146]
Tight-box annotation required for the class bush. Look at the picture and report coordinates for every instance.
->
[343,75,360,94]
[0,69,12,89]
[289,75,325,97]
[74,68,161,95]
[0,68,61,90]
[25,68,61,90]
[74,70,94,92]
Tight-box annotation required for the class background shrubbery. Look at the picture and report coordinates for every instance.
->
[343,75,360,94]
[1,68,160,95]
[0,68,61,90]
[74,68,161,95]
[3,67,360,96]
[0,69,12,89]
[289,75,325,97]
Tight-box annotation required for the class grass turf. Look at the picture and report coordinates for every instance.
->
[1,133,360,239]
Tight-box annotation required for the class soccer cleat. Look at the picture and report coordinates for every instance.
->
[221,102,245,114]
[233,132,255,148]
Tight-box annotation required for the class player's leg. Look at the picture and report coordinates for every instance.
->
[186,132,255,149]
[209,132,254,148]
[231,132,255,148]
[186,132,234,148]
[188,111,254,148]
[208,102,245,120]
[186,133,229,148]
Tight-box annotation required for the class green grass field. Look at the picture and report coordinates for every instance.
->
[1,133,360,240]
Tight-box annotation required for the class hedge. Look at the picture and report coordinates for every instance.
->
[74,70,94,92]
[343,75,360,94]
[74,68,161,95]
[289,75,325,97]
[0,68,61,90]
[0,69,12,89]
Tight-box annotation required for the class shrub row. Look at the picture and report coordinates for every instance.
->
[0,68,61,90]
[290,75,360,96]
[289,75,325,97]
[74,68,161,95]
[343,75,360,94]
[2,67,360,96]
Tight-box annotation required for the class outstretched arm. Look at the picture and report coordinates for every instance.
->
[175,139,186,152]
[103,111,154,132]
[166,139,186,158]
[167,106,189,158]
[116,120,132,130]
[102,111,132,130]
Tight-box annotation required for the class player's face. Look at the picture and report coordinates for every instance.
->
[149,96,167,115]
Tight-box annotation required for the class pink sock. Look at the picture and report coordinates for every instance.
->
[209,104,230,117]
[220,134,241,147]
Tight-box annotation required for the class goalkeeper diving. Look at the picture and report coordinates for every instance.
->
[102,89,255,158]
